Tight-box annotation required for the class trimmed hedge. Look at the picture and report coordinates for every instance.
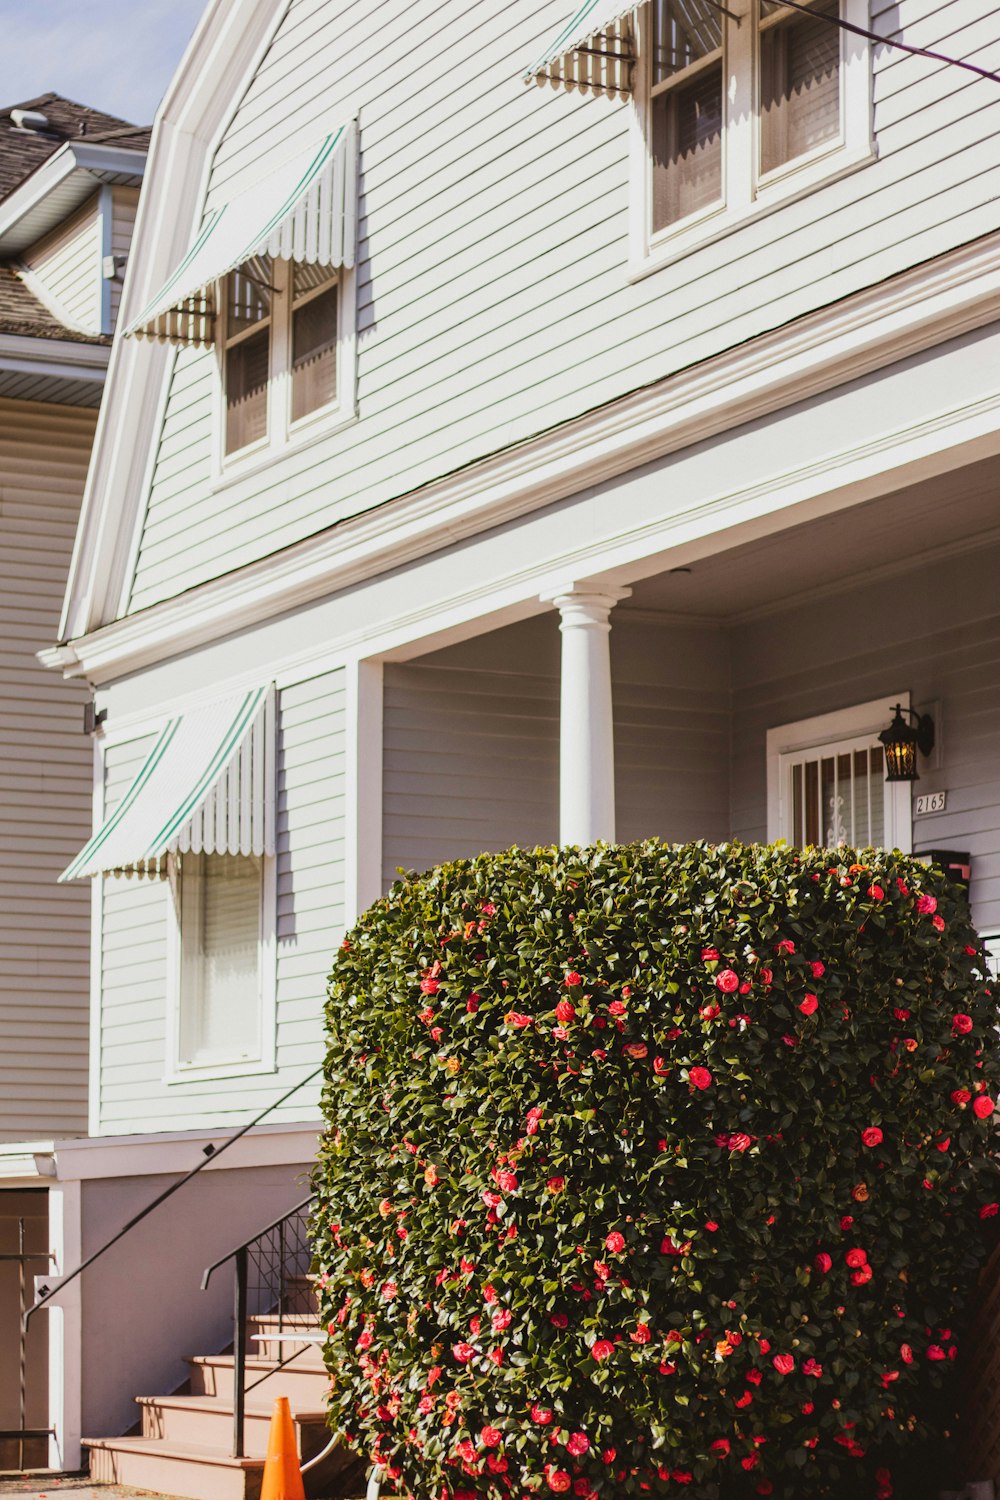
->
[312,841,1000,1500]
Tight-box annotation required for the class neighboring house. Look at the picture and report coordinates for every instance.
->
[0,93,148,1471]
[36,0,1000,1489]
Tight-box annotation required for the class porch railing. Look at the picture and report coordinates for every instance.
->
[202,1194,317,1458]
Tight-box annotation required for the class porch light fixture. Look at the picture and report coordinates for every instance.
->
[878,703,935,782]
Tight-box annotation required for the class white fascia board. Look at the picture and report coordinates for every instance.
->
[57,0,291,647]
[0,142,147,254]
[51,226,1000,684]
[0,332,109,380]
[50,1118,321,1181]
[0,1141,56,1186]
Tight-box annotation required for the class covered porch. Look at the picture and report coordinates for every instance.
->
[379,450,1000,936]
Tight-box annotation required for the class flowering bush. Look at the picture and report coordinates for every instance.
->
[312,842,1000,1499]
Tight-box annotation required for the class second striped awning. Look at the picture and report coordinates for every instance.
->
[525,0,637,98]
[124,121,357,346]
[60,686,274,881]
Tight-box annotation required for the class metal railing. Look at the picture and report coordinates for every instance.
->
[1,1218,53,1470]
[25,1064,323,1331]
[202,1195,317,1458]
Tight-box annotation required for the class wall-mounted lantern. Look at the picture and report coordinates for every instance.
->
[878,703,935,782]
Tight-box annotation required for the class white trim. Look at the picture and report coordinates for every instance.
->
[50,1117,320,1179]
[0,142,146,255]
[99,185,114,336]
[88,734,106,1138]
[766,692,913,851]
[344,657,383,921]
[630,0,874,278]
[117,344,178,618]
[14,258,98,338]
[47,1179,82,1471]
[0,332,109,380]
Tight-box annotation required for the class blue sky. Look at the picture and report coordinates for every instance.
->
[0,0,208,126]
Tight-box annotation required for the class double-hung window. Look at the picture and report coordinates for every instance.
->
[221,257,346,462]
[178,851,264,1068]
[636,0,872,265]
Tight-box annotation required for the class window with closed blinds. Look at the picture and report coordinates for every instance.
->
[224,265,272,455]
[650,0,723,230]
[760,0,841,176]
[179,851,262,1065]
[291,263,338,423]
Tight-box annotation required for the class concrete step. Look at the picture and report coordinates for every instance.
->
[248,1314,325,1362]
[188,1353,330,1404]
[138,1394,328,1457]
[85,1436,266,1500]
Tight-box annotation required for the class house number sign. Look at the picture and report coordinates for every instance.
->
[914,791,947,815]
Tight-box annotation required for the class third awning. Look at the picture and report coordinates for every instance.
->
[124,121,357,346]
[525,1,636,98]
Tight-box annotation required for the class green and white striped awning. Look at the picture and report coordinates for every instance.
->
[60,687,274,881]
[525,1,636,98]
[124,121,357,346]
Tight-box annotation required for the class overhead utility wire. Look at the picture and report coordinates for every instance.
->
[769,0,1000,86]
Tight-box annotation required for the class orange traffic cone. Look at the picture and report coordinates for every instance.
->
[260,1396,306,1500]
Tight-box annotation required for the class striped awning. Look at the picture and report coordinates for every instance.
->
[525,1,636,98]
[60,687,274,881]
[124,122,357,346]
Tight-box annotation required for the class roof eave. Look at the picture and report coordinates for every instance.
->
[0,330,110,380]
[0,140,148,255]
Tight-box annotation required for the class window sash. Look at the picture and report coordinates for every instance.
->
[290,274,338,424]
[179,851,263,1066]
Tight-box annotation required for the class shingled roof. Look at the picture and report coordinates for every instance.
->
[0,264,111,343]
[0,92,151,202]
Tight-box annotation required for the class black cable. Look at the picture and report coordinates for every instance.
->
[771,0,1000,86]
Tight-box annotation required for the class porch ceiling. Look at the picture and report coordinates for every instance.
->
[620,453,1000,621]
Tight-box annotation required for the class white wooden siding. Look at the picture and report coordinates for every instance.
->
[96,669,345,1135]
[24,195,101,334]
[109,187,141,331]
[381,615,730,883]
[0,400,95,1140]
[729,538,1000,936]
[128,0,1000,612]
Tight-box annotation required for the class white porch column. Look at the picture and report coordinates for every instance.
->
[544,586,630,847]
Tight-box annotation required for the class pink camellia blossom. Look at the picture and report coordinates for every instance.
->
[980,1203,999,1219]
[760,966,773,985]
[802,1359,823,1377]
[630,1322,652,1345]
[975,1095,996,1119]
[566,1433,590,1457]
[952,1013,973,1034]
[608,1000,626,1016]
[775,939,795,955]
[915,894,937,914]
[798,994,819,1016]
[715,969,740,993]
[491,1308,512,1332]
[555,999,576,1024]
[952,1089,972,1105]
[845,1248,868,1269]
[466,992,480,1013]
[547,1176,566,1193]
[526,1106,543,1134]
[481,1426,502,1448]
[605,1231,626,1253]
[710,1439,731,1458]
[861,1127,884,1148]
[564,971,583,987]
[809,961,825,979]
[701,947,720,962]
[926,1345,946,1361]
[487,1346,504,1367]
[932,915,946,931]
[546,1469,571,1493]
[504,1012,533,1028]
[653,1056,670,1075]
[420,977,439,994]
[496,1170,518,1192]
[550,1312,568,1328]
[590,1339,614,1361]
[689,1066,712,1090]
[452,1342,475,1363]
[727,1133,753,1153]
[851,1264,873,1285]
[900,1343,913,1364]
[772,1354,795,1375]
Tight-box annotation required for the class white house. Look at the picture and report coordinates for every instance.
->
[0,92,148,1471]
[37,0,1000,1491]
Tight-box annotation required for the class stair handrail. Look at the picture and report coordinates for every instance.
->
[201,1193,319,1459]
[200,1193,316,1291]
[25,1063,324,1328]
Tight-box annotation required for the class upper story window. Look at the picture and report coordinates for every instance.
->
[220,257,346,463]
[633,0,873,271]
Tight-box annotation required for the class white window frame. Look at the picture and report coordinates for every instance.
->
[628,0,874,279]
[165,849,278,1084]
[766,692,912,853]
[212,255,358,484]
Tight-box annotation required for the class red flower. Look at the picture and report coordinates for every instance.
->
[701,947,720,962]
[491,1308,512,1332]
[952,1014,973,1034]
[772,1354,795,1374]
[933,914,946,931]
[420,977,439,994]
[802,1359,822,1376]
[590,1339,614,1361]
[727,1133,753,1153]
[952,1089,972,1105]
[798,993,819,1016]
[861,1127,883,1147]
[550,1312,568,1328]
[868,884,885,900]
[845,1248,868,1268]
[546,1469,571,1493]
[531,1405,553,1424]
[775,939,795,955]
[705,1220,719,1232]
[487,1346,503,1367]
[605,1231,625,1252]
[623,1042,648,1059]
[630,1322,652,1344]
[851,1264,873,1285]
[900,1343,913,1363]
[915,893,937,914]
[564,971,582,987]
[566,1433,589,1456]
[980,1203,999,1219]
[711,1439,731,1458]
[927,1344,946,1361]
[547,1176,566,1193]
[689,1066,712,1090]
[466,993,480,1013]
[555,999,577,1024]
[715,968,740,993]
[809,960,825,978]
[496,1170,517,1192]
[814,1252,832,1274]
[481,1426,502,1447]
[974,1095,995,1120]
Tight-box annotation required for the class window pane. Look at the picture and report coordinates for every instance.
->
[227,263,272,335]
[226,327,269,453]
[652,60,723,230]
[652,0,722,84]
[180,852,261,1064]
[760,0,840,175]
[291,282,338,422]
